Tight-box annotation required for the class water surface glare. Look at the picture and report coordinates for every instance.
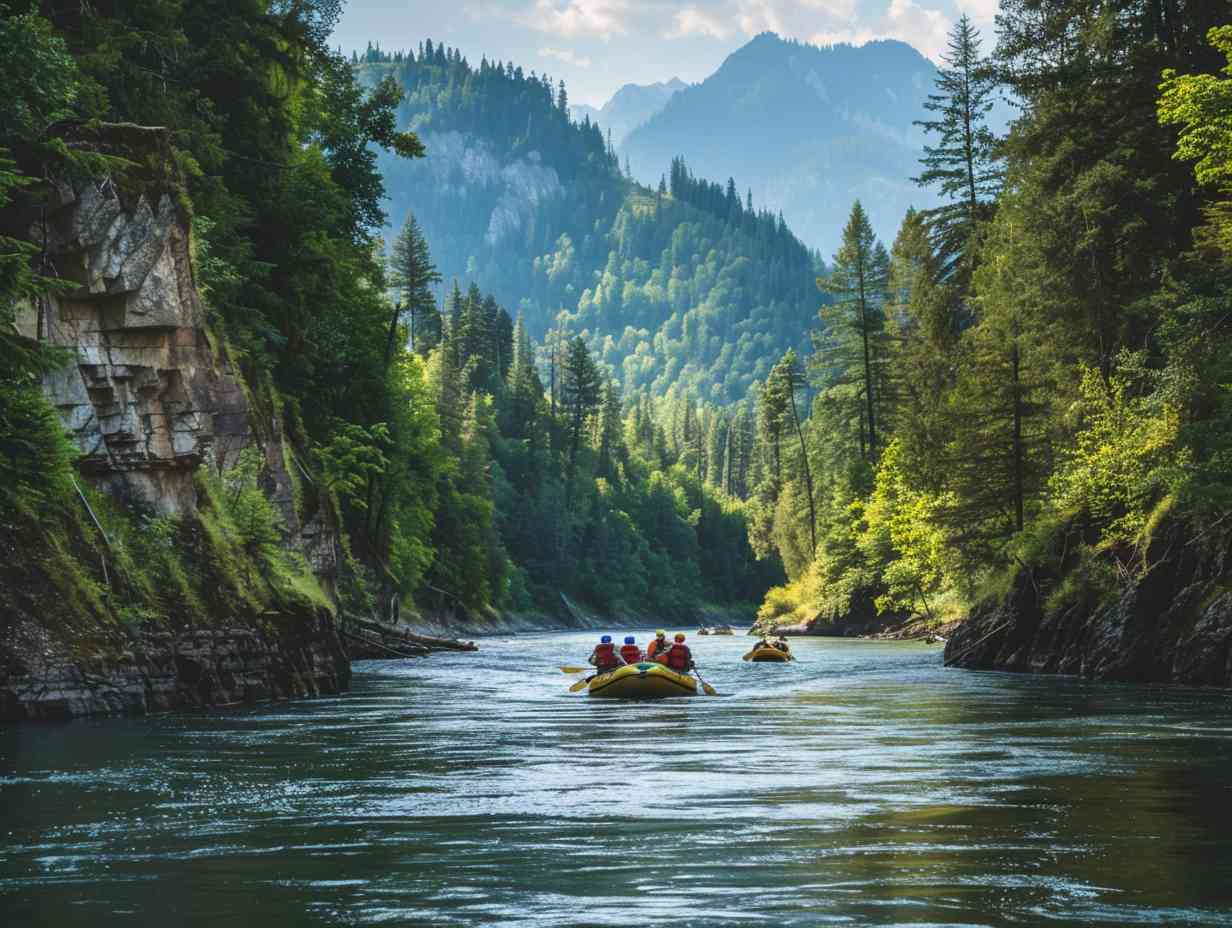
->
[3,632,1232,926]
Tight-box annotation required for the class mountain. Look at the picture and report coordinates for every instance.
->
[362,47,823,403]
[573,78,688,147]
[621,33,940,255]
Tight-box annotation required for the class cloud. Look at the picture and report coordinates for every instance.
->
[539,46,595,66]
[954,0,997,23]
[525,0,631,39]
[668,6,733,39]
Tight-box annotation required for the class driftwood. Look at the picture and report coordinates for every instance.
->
[342,614,478,659]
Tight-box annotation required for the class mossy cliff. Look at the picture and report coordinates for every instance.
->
[944,518,1232,686]
[1,158,348,720]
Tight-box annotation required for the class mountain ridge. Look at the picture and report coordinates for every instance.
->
[622,32,940,254]
[572,76,688,146]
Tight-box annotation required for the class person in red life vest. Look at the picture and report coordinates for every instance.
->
[644,629,668,662]
[619,636,643,665]
[588,635,621,674]
[659,633,693,673]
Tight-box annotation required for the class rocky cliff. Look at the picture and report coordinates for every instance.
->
[2,151,349,720]
[944,521,1232,686]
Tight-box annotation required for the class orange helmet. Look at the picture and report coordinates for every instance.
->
[674,633,686,642]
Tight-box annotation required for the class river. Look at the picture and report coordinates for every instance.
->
[3,631,1232,926]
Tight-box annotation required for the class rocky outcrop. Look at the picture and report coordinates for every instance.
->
[1,613,348,721]
[3,141,349,719]
[944,523,1232,686]
[16,173,330,577]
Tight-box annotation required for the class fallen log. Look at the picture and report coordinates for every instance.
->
[343,615,478,653]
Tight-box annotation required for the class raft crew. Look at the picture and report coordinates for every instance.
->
[619,636,643,665]
[658,633,693,673]
[589,635,622,673]
[773,637,790,652]
[645,629,669,662]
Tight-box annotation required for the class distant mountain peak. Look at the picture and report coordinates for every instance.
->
[576,77,690,146]
[622,35,941,254]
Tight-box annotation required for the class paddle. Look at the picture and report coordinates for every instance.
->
[560,665,590,674]
[568,676,592,693]
[740,650,755,661]
[692,666,718,696]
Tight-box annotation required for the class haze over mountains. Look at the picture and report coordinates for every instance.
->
[622,33,942,255]
[570,77,688,147]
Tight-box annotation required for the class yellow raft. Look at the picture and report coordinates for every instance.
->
[749,646,793,662]
[588,662,699,698]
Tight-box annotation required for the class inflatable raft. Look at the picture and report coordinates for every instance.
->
[588,662,699,698]
[748,646,792,662]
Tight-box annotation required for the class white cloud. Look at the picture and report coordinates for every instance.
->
[807,0,953,60]
[526,0,631,39]
[539,46,595,66]
[668,6,733,39]
[954,0,998,23]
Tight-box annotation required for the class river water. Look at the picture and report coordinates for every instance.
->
[3,631,1232,926]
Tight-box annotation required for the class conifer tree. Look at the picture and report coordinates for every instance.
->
[820,201,891,461]
[388,212,441,360]
[913,14,1003,281]
[561,336,601,478]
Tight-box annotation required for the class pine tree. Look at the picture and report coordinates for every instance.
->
[819,201,891,461]
[387,212,441,360]
[561,335,601,478]
[913,14,1003,282]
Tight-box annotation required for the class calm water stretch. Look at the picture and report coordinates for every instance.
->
[3,632,1232,926]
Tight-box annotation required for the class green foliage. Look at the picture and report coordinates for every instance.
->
[1159,25,1232,262]
[757,0,1232,628]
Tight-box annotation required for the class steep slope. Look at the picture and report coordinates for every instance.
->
[363,45,823,403]
[622,33,939,253]
[574,78,688,146]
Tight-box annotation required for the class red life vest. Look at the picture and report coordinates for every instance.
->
[619,644,642,665]
[593,642,618,668]
[665,643,691,672]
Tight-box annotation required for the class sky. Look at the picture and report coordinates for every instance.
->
[332,0,999,107]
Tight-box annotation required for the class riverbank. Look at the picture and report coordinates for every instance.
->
[0,610,349,721]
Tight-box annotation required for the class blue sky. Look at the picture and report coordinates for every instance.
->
[332,0,998,106]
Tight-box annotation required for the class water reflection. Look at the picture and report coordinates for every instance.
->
[2,632,1231,926]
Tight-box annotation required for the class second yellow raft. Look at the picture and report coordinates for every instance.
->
[749,646,793,662]
[588,662,699,698]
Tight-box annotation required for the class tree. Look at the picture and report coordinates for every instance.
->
[387,211,441,360]
[1159,25,1232,262]
[776,351,816,557]
[819,202,891,461]
[913,14,1002,282]
[560,335,601,478]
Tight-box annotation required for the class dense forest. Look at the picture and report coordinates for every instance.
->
[0,1,777,633]
[751,6,1232,635]
[4,0,1232,651]
[356,43,825,404]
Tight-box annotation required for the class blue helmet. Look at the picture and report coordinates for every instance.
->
[624,636,636,644]
[600,635,612,643]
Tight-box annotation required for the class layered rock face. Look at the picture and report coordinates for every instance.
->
[23,180,218,513]
[4,173,348,719]
[16,176,335,576]
[944,525,1232,686]
[1,615,349,721]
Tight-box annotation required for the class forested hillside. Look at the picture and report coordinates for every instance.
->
[748,7,1232,683]
[356,43,824,403]
[0,4,779,644]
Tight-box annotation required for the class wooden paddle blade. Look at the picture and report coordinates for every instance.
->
[568,678,590,693]
[741,652,754,661]
[560,666,590,674]
[701,682,718,696]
